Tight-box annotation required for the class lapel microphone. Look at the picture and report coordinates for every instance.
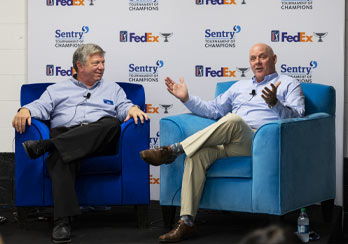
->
[84,93,91,99]
[250,89,256,96]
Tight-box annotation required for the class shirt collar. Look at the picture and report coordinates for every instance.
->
[70,75,102,89]
[252,72,278,85]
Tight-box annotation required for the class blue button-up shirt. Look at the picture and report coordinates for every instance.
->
[184,73,305,129]
[24,78,133,129]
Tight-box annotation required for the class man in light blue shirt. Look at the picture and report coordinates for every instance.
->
[140,43,305,243]
[12,43,148,243]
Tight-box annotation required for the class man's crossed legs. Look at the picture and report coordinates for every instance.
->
[140,113,254,242]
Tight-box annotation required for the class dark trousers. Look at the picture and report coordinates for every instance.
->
[46,117,121,220]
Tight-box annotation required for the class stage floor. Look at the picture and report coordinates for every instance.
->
[0,201,344,244]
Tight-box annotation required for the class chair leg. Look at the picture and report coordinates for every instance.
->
[16,207,29,229]
[321,199,334,222]
[135,204,148,229]
[161,205,176,228]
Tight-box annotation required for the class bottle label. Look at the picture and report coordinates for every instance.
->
[298,224,309,234]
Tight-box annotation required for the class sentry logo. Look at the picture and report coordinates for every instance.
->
[129,60,164,74]
[271,30,313,42]
[46,65,75,76]
[280,61,318,75]
[120,31,159,43]
[55,26,89,40]
[47,0,86,6]
[195,65,236,78]
[196,0,237,5]
[150,131,160,149]
[205,26,241,40]
[129,60,164,82]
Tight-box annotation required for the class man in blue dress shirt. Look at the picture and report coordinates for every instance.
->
[12,43,148,243]
[140,43,305,243]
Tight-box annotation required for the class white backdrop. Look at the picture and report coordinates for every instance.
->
[28,0,345,205]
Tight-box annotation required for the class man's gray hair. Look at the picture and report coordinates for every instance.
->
[72,43,105,72]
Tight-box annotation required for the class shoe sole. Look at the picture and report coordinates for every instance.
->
[139,151,177,166]
[52,238,71,244]
[158,234,194,243]
[139,151,164,166]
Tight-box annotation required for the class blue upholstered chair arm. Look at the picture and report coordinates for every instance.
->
[15,119,50,205]
[160,113,217,144]
[119,118,150,204]
[252,113,336,215]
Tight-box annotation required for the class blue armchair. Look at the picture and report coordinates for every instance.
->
[15,82,150,227]
[159,81,336,224]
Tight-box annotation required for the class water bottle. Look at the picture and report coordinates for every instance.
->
[297,208,309,242]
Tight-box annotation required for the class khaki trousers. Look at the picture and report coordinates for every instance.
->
[179,113,254,218]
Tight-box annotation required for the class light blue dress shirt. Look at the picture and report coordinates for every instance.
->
[184,73,305,129]
[24,78,133,129]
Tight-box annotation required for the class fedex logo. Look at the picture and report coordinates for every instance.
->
[271,30,313,42]
[146,104,159,114]
[120,31,159,43]
[51,0,85,6]
[195,65,236,78]
[150,174,160,184]
[196,0,236,5]
[46,65,75,76]
[47,0,97,6]
[280,61,318,75]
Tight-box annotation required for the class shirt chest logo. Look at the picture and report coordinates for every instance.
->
[103,99,114,105]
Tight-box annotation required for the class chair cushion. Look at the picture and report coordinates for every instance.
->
[206,156,252,178]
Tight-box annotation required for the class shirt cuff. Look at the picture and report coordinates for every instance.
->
[270,100,282,113]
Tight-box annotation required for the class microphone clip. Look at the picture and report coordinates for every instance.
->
[84,93,91,99]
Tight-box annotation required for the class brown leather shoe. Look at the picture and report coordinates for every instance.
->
[159,220,196,243]
[139,146,177,166]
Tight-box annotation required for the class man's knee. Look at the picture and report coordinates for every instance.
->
[224,113,244,124]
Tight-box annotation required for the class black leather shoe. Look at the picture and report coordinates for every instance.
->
[0,216,7,224]
[52,218,71,243]
[22,140,48,159]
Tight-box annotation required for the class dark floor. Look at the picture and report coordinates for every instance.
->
[0,201,345,244]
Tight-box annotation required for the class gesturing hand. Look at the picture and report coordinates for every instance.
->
[261,81,281,108]
[165,77,189,103]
